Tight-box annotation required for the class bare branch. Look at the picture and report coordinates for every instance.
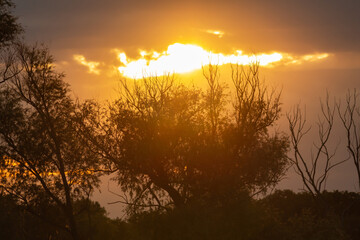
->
[287,94,344,196]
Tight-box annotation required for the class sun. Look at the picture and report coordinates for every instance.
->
[115,43,283,79]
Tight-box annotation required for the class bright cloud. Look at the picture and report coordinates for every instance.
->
[282,53,330,65]
[75,44,330,79]
[73,55,101,75]
[115,43,285,79]
[206,29,225,38]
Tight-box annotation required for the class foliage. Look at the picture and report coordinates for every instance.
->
[121,190,360,240]
[0,0,22,48]
[2,189,360,240]
[0,43,102,239]
[77,63,289,215]
[124,195,269,240]
[0,195,125,240]
[74,198,128,240]
[1,0,23,84]
[261,190,360,240]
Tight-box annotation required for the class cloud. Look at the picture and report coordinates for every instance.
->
[73,55,101,75]
[281,53,330,66]
[113,43,329,79]
[205,29,225,38]
[15,0,360,55]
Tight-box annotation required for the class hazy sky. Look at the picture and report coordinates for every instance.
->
[12,0,360,218]
[14,0,360,52]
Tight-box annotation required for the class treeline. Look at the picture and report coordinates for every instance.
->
[1,1,360,239]
[1,190,360,239]
[0,195,125,240]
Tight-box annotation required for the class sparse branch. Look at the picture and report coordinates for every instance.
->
[337,89,360,190]
[202,62,224,138]
[287,95,344,196]
[0,47,22,84]
[231,63,281,137]
[107,180,169,212]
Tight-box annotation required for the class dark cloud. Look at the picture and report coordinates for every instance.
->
[13,0,360,54]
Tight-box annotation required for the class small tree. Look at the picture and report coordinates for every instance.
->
[78,63,289,215]
[287,95,346,196]
[0,43,101,239]
[101,74,202,212]
[337,89,360,190]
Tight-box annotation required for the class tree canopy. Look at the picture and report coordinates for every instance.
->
[0,43,102,239]
[0,0,22,48]
[77,63,289,214]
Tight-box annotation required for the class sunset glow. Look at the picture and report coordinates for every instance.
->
[113,43,330,79]
[206,29,225,38]
[115,43,283,79]
[73,54,101,75]
[283,53,330,65]
[1,157,96,180]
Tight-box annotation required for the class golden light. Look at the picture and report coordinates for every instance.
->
[72,43,330,78]
[206,29,225,38]
[73,54,101,75]
[282,53,330,65]
[1,156,96,180]
[116,43,284,79]
[303,53,329,61]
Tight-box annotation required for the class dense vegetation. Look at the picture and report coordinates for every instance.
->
[1,190,360,239]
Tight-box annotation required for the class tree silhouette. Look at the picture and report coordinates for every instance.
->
[0,0,22,48]
[77,63,289,214]
[190,63,289,201]
[75,74,202,213]
[0,43,102,240]
[337,89,360,190]
[287,95,346,196]
[1,0,23,84]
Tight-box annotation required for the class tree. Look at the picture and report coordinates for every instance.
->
[187,63,289,202]
[1,0,23,84]
[287,95,346,196]
[337,89,360,190]
[0,0,22,48]
[208,63,288,196]
[77,63,289,214]
[0,43,102,240]
[76,74,203,213]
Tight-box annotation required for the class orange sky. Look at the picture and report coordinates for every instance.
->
[13,0,360,98]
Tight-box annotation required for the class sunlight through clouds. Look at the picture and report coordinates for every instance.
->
[73,54,101,75]
[282,53,330,65]
[73,44,330,79]
[115,43,283,79]
[111,43,331,79]
[206,29,225,38]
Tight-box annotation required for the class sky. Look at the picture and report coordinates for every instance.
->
[12,0,360,218]
[12,0,360,96]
